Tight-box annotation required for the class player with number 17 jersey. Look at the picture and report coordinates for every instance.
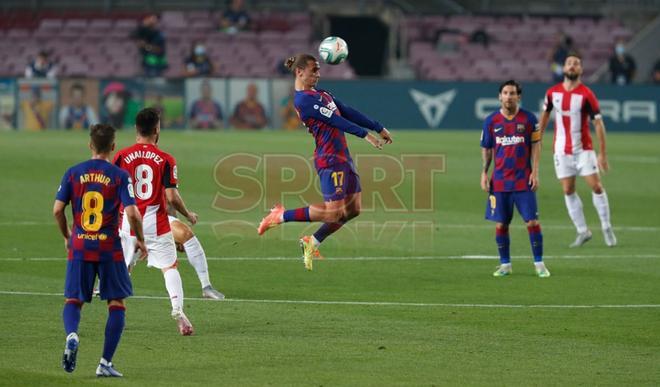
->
[113,143,177,237]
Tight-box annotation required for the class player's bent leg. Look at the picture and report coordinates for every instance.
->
[170,219,223,298]
[96,299,126,377]
[301,201,345,270]
[343,192,362,221]
[583,174,617,247]
[62,298,83,373]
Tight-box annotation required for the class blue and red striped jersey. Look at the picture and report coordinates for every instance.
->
[56,159,135,262]
[480,108,540,192]
[294,89,383,169]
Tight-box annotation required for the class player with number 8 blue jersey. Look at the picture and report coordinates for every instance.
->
[53,124,146,377]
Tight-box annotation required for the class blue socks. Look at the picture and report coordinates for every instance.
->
[102,305,126,363]
[313,222,344,244]
[495,226,511,264]
[63,301,82,335]
[528,225,544,262]
[283,207,310,222]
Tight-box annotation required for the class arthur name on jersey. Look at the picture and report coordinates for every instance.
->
[495,135,525,146]
[122,150,164,165]
[79,173,111,186]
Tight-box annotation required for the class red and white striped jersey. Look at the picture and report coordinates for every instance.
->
[113,143,178,237]
[543,83,602,155]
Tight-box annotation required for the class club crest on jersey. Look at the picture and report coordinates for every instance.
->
[319,106,333,118]
[516,124,526,133]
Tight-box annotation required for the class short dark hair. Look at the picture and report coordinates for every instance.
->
[565,52,582,63]
[70,83,85,94]
[135,107,160,136]
[499,79,522,95]
[89,124,115,153]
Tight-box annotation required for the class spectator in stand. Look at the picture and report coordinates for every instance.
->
[608,39,636,85]
[219,0,251,34]
[131,14,168,77]
[101,82,130,129]
[190,80,224,129]
[469,27,492,48]
[653,59,660,84]
[548,34,577,83]
[25,50,57,79]
[59,83,98,130]
[230,83,267,129]
[184,41,215,77]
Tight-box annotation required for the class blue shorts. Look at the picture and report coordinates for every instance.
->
[318,162,362,202]
[485,190,539,224]
[64,259,132,303]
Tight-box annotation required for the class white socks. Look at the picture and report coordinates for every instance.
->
[592,191,612,229]
[163,268,184,311]
[564,193,588,233]
[183,237,211,289]
[311,235,321,247]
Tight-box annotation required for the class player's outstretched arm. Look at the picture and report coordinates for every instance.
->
[332,96,390,141]
[379,128,393,144]
[125,204,147,260]
[166,188,198,225]
[594,118,609,173]
[364,133,384,150]
[53,200,70,248]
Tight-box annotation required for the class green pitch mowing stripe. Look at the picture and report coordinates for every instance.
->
[0,254,659,261]
[2,290,660,308]
[1,130,659,385]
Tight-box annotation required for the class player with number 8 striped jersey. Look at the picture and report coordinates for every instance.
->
[113,107,197,336]
[113,140,177,237]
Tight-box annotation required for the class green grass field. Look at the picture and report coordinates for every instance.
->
[1,129,659,386]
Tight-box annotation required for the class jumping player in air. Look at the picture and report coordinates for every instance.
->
[257,53,392,270]
[538,54,616,248]
[54,124,147,377]
[114,107,197,335]
[481,80,550,278]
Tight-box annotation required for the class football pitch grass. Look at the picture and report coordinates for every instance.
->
[1,129,659,386]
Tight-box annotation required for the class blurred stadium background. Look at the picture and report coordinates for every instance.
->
[0,0,658,132]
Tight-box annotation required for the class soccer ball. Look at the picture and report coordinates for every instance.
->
[318,36,349,65]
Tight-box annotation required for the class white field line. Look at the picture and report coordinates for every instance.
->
[0,290,658,309]
[0,254,659,262]
[0,220,658,232]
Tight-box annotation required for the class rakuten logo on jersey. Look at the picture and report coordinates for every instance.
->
[496,136,525,146]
